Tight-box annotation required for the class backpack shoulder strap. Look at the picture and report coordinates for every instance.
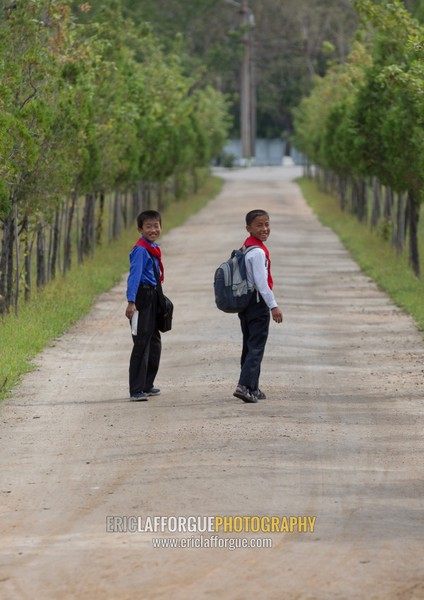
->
[242,244,260,255]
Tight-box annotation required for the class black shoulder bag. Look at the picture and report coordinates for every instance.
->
[151,258,174,333]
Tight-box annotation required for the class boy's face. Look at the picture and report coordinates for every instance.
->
[246,214,270,242]
[138,218,162,243]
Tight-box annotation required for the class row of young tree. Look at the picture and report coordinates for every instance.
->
[0,0,230,316]
[294,0,424,277]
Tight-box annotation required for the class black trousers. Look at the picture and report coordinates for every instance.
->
[238,294,270,391]
[129,286,161,395]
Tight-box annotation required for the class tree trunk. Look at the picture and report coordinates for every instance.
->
[338,176,347,211]
[62,196,69,274]
[122,191,128,229]
[0,212,12,315]
[350,177,358,215]
[50,208,60,280]
[96,191,105,245]
[384,186,393,220]
[132,190,139,223]
[370,177,381,230]
[58,201,64,275]
[357,178,367,223]
[81,193,95,258]
[36,221,46,289]
[407,190,420,277]
[76,193,82,265]
[6,212,14,312]
[22,215,32,302]
[81,194,90,257]
[47,219,53,282]
[112,191,121,239]
[13,199,19,315]
[90,194,96,257]
[395,193,405,253]
[64,192,76,273]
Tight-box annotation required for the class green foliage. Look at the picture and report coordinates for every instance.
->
[0,0,229,203]
[294,0,424,275]
[349,1,424,193]
[75,0,359,137]
[0,0,89,217]
[295,1,424,187]
[414,0,424,22]
[0,0,230,315]
[0,180,9,218]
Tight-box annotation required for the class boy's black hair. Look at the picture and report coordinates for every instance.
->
[245,209,269,226]
[137,210,162,228]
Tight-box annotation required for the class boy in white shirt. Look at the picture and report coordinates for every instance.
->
[233,209,283,403]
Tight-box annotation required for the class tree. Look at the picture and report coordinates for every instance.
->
[294,0,424,276]
[0,0,83,310]
[351,0,423,275]
[1,0,231,316]
[74,0,359,138]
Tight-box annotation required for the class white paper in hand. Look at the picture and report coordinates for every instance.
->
[130,310,139,335]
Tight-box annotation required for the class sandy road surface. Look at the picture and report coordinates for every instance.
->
[1,166,423,600]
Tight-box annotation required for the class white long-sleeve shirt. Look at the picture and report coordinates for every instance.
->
[245,247,278,309]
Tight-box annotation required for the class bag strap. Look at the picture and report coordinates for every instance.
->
[242,244,267,267]
[241,244,261,298]
[241,244,261,257]
[150,257,167,308]
[150,256,161,286]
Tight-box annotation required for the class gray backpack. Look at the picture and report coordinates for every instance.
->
[214,245,258,313]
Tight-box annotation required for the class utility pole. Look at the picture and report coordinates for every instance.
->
[240,0,251,162]
[249,15,256,160]
[225,0,255,164]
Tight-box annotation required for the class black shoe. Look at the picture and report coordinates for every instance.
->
[252,388,266,400]
[130,392,148,401]
[144,387,160,397]
[233,385,258,403]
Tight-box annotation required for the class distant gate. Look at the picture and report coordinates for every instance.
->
[220,139,307,167]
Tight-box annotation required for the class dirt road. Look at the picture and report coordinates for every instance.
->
[1,166,423,600]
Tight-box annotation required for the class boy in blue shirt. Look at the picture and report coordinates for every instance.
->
[234,209,283,403]
[125,210,164,401]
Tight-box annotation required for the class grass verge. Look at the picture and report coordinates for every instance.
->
[0,175,223,401]
[297,177,424,334]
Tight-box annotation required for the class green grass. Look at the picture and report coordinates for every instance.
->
[0,175,223,401]
[297,177,424,333]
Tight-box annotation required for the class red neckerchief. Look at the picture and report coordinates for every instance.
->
[134,237,164,282]
[244,235,273,290]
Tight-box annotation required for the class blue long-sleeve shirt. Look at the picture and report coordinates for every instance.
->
[126,239,161,302]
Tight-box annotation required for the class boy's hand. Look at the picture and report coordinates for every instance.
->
[126,302,136,320]
[271,307,283,324]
